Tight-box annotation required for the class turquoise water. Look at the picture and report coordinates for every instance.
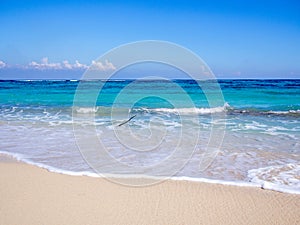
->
[0,79,300,191]
[1,79,299,110]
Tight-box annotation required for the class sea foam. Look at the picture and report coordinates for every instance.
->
[1,150,299,194]
[248,163,300,194]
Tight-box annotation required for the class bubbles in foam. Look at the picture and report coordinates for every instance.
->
[248,164,300,194]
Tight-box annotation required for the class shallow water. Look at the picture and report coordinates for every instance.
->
[0,79,299,192]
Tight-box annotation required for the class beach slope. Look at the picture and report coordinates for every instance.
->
[0,162,299,225]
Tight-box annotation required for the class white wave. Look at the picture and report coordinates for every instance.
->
[111,79,126,82]
[248,163,300,194]
[267,109,300,115]
[148,103,230,115]
[2,150,300,194]
[74,107,98,114]
[73,103,230,116]
[0,150,260,187]
[0,151,99,177]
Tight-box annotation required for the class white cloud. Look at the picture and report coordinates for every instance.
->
[62,60,73,69]
[0,58,116,71]
[27,57,89,70]
[28,57,62,70]
[73,60,89,69]
[90,60,116,71]
[26,57,114,71]
[0,60,6,68]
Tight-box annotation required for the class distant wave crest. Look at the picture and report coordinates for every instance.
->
[73,103,231,115]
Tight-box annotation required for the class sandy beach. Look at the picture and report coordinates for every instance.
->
[1,0,300,224]
[0,160,299,225]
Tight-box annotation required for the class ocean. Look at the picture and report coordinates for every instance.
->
[0,79,299,192]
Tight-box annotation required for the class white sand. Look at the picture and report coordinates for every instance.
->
[0,162,299,225]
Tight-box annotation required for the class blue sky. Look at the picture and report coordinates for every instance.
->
[0,0,300,79]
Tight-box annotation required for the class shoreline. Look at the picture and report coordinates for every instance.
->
[1,158,300,224]
[1,151,299,195]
